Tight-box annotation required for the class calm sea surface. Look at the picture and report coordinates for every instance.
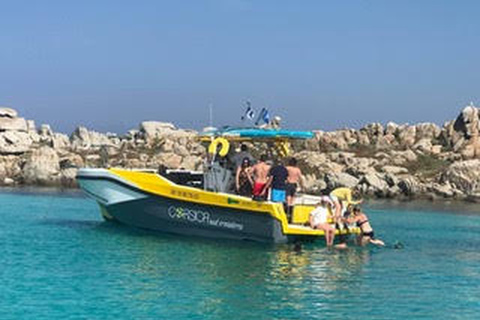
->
[0,189,479,319]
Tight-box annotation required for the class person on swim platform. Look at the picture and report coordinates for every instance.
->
[348,206,385,246]
[329,187,363,223]
[309,199,335,246]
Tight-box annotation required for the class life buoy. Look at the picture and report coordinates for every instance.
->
[208,137,230,157]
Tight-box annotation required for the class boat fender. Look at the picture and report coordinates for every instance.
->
[276,141,290,157]
[208,137,230,157]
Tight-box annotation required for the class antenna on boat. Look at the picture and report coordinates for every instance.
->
[208,103,213,128]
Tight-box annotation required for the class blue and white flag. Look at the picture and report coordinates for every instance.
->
[255,108,270,125]
[241,102,255,121]
[262,109,270,124]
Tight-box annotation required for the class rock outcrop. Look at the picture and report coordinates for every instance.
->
[0,103,479,202]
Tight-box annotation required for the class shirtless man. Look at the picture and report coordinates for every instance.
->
[286,158,303,213]
[251,154,271,200]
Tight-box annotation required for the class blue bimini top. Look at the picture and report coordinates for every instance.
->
[201,127,314,140]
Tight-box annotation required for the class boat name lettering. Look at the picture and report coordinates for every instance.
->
[170,189,199,200]
[168,206,210,223]
[167,206,244,231]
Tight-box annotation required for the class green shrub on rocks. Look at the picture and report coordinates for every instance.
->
[403,154,450,179]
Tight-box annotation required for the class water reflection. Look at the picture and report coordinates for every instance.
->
[108,236,374,318]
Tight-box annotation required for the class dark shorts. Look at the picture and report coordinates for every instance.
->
[286,183,297,197]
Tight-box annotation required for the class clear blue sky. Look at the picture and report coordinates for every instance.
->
[1,0,479,134]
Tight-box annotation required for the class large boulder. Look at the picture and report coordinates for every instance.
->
[317,131,349,150]
[430,182,454,198]
[355,131,371,146]
[22,146,60,185]
[360,173,389,191]
[140,121,195,143]
[27,120,36,134]
[0,107,18,118]
[296,151,344,176]
[398,125,417,147]
[389,149,417,165]
[440,160,480,194]
[453,104,480,139]
[71,126,114,149]
[345,157,378,177]
[156,152,183,169]
[59,168,78,187]
[415,123,441,140]
[398,176,420,196]
[0,117,28,132]
[381,165,409,175]
[325,172,359,190]
[375,134,396,150]
[51,133,71,150]
[0,131,33,154]
[362,123,384,140]
[442,104,480,158]
[180,155,202,171]
[0,155,22,181]
[412,138,433,153]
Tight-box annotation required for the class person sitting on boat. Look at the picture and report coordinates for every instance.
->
[265,159,288,201]
[252,154,271,200]
[232,144,255,169]
[236,157,254,197]
[286,157,303,216]
[348,206,385,246]
[309,199,335,246]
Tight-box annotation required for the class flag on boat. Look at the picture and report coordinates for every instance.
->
[255,108,270,125]
[262,109,270,124]
[241,102,255,121]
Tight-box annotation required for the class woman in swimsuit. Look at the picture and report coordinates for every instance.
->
[309,199,336,246]
[236,157,254,197]
[349,206,385,246]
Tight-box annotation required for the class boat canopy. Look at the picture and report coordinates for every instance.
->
[199,127,314,141]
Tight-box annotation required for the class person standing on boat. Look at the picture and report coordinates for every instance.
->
[265,159,289,218]
[236,157,254,197]
[286,157,303,216]
[232,144,255,169]
[252,154,271,200]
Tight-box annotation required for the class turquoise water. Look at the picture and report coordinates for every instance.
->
[0,190,479,319]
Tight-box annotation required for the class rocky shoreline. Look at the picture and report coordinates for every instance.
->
[1,105,480,202]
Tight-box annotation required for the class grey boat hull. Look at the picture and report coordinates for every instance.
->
[77,169,290,243]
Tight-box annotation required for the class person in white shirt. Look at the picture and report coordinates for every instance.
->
[309,199,335,246]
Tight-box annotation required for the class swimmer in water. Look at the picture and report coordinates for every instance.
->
[348,206,385,246]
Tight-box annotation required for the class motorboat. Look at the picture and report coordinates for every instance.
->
[76,127,360,243]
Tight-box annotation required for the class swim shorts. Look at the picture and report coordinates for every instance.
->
[271,189,286,202]
[252,182,266,196]
[286,183,297,197]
